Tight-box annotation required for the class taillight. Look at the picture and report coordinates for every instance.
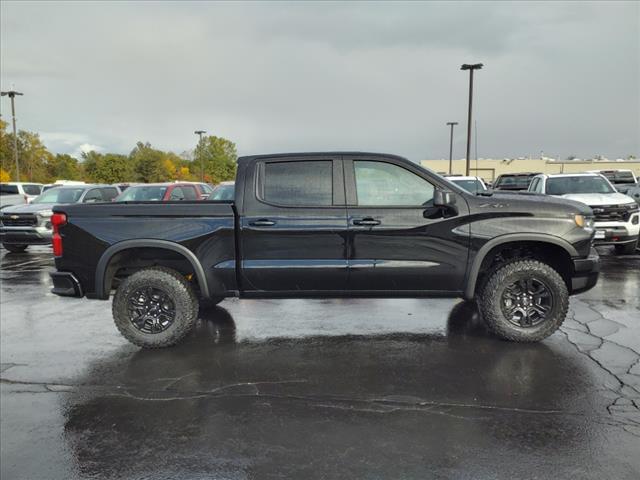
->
[51,213,67,257]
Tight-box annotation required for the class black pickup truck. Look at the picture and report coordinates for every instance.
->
[49,152,600,347]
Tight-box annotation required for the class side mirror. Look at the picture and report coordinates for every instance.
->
[433,189,456,207]
[200,193,210,200]
[426,189,458,219]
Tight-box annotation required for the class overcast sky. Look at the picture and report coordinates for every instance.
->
[1,1,638,161]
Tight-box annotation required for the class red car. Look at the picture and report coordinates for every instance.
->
[115,183,204,202]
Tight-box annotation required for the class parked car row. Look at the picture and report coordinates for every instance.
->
[443,168,639,254]
[0,180,233,252]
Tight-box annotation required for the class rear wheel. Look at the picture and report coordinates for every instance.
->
[614,240,637,255]
[2,244,28,253]
[112,267,199,348]
[478,260,568,342]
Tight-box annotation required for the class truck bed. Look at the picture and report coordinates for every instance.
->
[53,201,237,299]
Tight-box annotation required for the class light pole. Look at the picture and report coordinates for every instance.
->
[460,63,483,176]
[1,90,24,181]
[446,121,458,174]
[194,130,206,182]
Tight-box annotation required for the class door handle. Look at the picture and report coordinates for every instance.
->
[353,217,381,226]
[249,219,276,227]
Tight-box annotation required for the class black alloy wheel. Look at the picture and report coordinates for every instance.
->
[127,287,176,334]
[500,277,554,328]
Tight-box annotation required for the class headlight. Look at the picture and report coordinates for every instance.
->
[574,214,594,229]
[38,209,53,217]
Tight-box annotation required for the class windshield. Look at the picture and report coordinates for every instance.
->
[495,175,534,189]
[116,186,168,201]
[599,171,637,185]
[32,188,86,204]
[450,179,485,193]
[210,184,235,201]
[546,176,615,195]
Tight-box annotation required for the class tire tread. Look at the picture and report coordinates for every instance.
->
[112,266,198,348]
[478,259,569,342]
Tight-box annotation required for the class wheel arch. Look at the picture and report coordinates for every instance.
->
[464,233,578,300]
[95,239,210,300]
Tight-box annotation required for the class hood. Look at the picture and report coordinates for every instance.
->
[555,192,636,207]
[470,191,592,216]
[0,203,56,214]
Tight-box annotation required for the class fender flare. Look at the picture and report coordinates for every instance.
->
[463,233,578,300]
[95,239,210,299]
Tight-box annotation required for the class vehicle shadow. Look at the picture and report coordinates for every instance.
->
[61,302,606,479]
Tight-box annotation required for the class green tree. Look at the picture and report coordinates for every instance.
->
[0,120,53,182]
[82,151,133,183]
[46,154,82,181]
[195,135,237,184]
[130,142,166,182]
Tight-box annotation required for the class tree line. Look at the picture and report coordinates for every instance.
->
[0,119,237,185]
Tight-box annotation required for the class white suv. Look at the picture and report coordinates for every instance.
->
[0,182,43,209]
[528,173,639,254]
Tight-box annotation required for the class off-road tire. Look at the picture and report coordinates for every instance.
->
[112,267,199,348]
[478,260,569,342]
[614,240,637,255]
[2,244,28,253]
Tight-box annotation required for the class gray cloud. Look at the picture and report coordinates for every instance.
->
[1,0,638,161]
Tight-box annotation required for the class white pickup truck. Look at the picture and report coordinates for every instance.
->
[528,173,639,254]
[0,182,43,210]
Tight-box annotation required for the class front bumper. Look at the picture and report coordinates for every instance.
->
[570,248,600,295]
[50,272,83,297]
[593,213,640,246]
[0,226,52,245]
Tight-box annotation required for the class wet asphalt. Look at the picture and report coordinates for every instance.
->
[0,246,639,479]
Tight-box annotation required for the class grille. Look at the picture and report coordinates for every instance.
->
[0,214,38,227]
[589,205,631,223]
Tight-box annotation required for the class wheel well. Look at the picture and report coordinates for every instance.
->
[103,247,201,297]
[473,241,572,296]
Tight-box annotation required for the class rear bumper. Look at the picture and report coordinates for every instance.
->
[570,248,600,295]
[50,272,83,297]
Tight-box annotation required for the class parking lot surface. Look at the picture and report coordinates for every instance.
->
[1,246,639,479]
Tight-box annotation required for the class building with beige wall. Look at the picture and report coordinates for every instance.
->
[421,158,640,182]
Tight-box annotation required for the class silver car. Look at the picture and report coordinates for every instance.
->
[0,184,120,253]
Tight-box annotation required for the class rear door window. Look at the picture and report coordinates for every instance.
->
[101,188,119,201]
[169,187,186,200]
[183,186,198,200]
[23,184,42,195]
[83,189,104,203]
[262,161,333,206]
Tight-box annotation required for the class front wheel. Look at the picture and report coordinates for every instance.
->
[112,267,199,348]
[478,260,568,342]
[2,244,28,253]
[614,240,638,255]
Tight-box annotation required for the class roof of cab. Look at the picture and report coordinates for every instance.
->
[238,152,409,164]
